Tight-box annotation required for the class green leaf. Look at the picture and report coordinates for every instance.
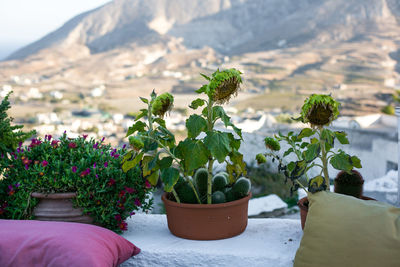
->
[159,156,173,169]
[141,156,155,176]
[175,139,209,172]
[330,152,353,171]
[143,138,158,151]
[153,118,166,128]
[212,106,242,139]
[204,131,231,163]
[161,167,180,192]
[186,115,207,138]
[350,156,362,168]
[200,73,211,81]
[196,85,208,94]
[227,133,241,151]
[297,128,315,140]
[283,148,294,157]
[321,129,334,146]
[308,175,327,193]
[126,121,147,137]
[135,109,148,121]
[122,152,144,173]
[139,97,149,104]
[290,160,307,179]
[147,170,160,186]
[304,143,320,162]
[189,98,206,110]
[334,131,349,145]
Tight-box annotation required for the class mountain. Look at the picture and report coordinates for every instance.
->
[1,0,400,116]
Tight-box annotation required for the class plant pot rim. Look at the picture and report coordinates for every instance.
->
[31,192,77,199]
[297,196,309,211]
[162,192,252,209]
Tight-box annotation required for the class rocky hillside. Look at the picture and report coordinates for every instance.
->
[1,0,400,117]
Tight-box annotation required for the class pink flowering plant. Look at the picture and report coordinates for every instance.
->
[0,133,152,233]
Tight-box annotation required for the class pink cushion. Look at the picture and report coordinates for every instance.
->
[0,219,140,267]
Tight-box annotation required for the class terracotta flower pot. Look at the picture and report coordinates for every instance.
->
[162,192,251,240]
[297,194,376,230]
[31,192,93,224]
[297,197,309,230]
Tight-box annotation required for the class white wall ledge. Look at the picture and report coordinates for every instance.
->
[121,214,302,267]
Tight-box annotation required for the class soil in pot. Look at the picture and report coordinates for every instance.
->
[31,192,93,224]
[162,192,251,240]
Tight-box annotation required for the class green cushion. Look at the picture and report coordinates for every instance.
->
[294,191,400,267]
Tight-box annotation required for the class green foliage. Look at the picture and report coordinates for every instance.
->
[212,191,226,204]
[0,92,35,157]
[0,134,152,233]
[151,92,174,117]
[381,105,395,115]
[232,177,251,199]
[124,68,248,204]
[258,95,361,195]
[194,168,209,196]
[264,137,280,151]
[212,174,228,192]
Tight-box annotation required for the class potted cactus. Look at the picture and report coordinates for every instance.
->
[123,68,252,240]
[256,94,362,229]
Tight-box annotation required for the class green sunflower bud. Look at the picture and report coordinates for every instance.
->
[264,137,280,151]
[256,153,267,164]
[151,92,174,118]
[129,136,144,150]
[207,68,242,104]
[300,94,340,127]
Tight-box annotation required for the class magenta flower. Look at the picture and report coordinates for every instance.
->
[71,166,77,173]
[145,180,151,189]
[125,187,136,194]
[104,162,108,168]
[101,137,105,142]
[93,142,99,149]
[129,211,135,216]
[82,134,88,140]
[45,135,52,141]
[122,144,127,149]
[29,138,42,148]
[80,168,90,177]
[107,178,115,186]
[115,214,122,221]
[113,154,120,159]
[134,198,142,207]
[68,142,77,149]
[95,174,99,179]
[119,221,128,231]
[93,162,97,169]
[42,160,48,167]
[24,164,29,170]
[51,140,60,148]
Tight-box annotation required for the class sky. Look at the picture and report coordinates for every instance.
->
[0,0,111,60]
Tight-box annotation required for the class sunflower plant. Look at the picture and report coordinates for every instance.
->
[256,94,362,194]
[124,68,248,204]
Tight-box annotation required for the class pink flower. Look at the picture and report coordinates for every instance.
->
[80,168,90,177]
[71,166,77,173]
[42,160,48,167]
[125,187,136,194]
[145,180,151,189]
[118,190,126,198]
[134,198,142,207]
[29,138,42,148]
[51,140,60,148]
[68,142,77,149]
[118,221,128,231]
[107,178,115,186]
[113,154,120,159]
